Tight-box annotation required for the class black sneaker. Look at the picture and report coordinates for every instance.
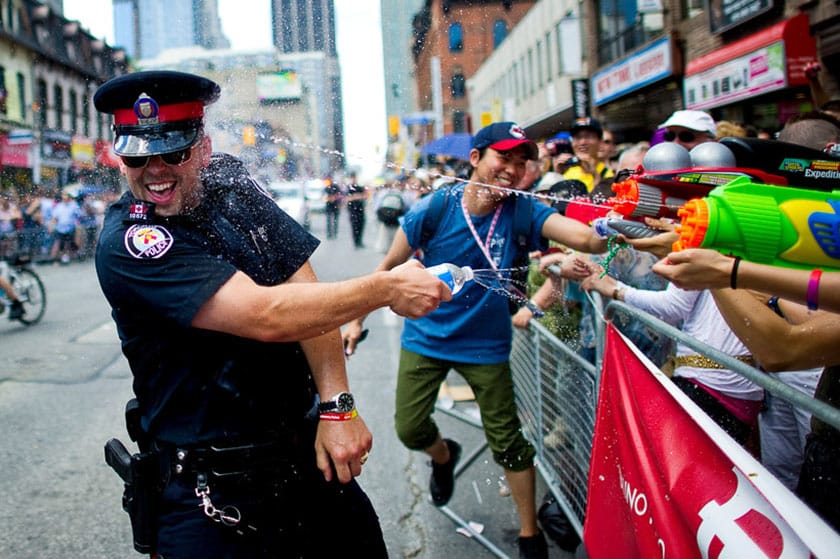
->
[518,531,548,559]
[8,300,24,321]
[429,439,461,506]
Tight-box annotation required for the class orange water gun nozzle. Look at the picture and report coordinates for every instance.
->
[673,198,710,251]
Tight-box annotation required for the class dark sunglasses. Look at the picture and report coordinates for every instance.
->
[120,147,193,169]
[663,130,702,143]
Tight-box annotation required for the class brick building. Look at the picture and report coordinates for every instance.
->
[0,1,128,192]
[411,0,536,137]
[587,0,837,140]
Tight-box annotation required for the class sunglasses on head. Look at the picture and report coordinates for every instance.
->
[663,130,704,143]
[120,146,193,169]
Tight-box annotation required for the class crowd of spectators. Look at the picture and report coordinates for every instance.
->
[506,106,840,534]
[378,102,840,538]
[0,184,112,265]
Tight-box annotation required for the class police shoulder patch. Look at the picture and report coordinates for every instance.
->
[124,224,174,259]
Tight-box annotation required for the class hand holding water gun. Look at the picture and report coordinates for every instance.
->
[564,140,784,238]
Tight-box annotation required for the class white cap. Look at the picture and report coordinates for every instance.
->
[661,110,717,136]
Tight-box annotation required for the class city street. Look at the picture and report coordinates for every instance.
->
[0,207,569,559]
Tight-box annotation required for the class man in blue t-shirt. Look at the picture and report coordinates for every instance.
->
[343,121,613,559]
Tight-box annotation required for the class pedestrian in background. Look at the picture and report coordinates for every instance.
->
[373,177,409,253]
[324,177,342,239]
[17,191,42,261]
[345,172,367,248]
[49,191,80,265]
[0,195,21,259]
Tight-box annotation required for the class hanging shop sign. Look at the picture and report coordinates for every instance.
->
[592,37,673,107]
[684,13,816,111]
[71,135,94,169]
[708,0,775,35]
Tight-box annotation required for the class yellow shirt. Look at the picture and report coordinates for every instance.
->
[561,162,614,193]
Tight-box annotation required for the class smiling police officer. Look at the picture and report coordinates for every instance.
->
[94,70,449,558]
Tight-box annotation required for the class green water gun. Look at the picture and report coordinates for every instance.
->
[675,176,840,271]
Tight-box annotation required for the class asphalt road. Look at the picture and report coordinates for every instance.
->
[0,207,572,558]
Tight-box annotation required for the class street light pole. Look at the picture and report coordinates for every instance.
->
[31,102,41,186]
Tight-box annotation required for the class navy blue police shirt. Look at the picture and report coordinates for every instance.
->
[95,154,320,446]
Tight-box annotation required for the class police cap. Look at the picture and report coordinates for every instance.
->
[93,70,220,157]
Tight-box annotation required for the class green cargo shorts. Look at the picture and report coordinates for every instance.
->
[394,348,535,472]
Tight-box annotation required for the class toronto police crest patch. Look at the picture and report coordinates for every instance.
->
[124,224,174,259]
[133,93,160,125]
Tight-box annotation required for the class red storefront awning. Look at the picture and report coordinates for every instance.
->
[685,13,815,84]
[0,134,31,168]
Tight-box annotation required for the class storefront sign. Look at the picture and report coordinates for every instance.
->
[571,79,590,118]
[1,130,32,167]
[41,129,72,165]
[685,42,785,110]
[71,135,94,169]
[708,0,774,34]
[592,37,673,106]
[684,14,816,111]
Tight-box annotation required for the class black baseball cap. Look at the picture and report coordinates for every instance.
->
[472,122,539,160]
[93,70,221,157]
[570,117,603,138]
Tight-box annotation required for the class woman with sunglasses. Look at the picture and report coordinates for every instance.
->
[660,109,718,151]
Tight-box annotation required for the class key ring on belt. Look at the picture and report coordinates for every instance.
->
[194,472,244,527]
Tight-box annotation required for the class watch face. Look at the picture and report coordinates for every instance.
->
[336,392,355,413]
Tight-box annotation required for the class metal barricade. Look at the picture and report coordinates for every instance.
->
[510,312,597,536]
[510,293,840,547]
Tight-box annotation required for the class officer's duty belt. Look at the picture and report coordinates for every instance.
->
[159,439,294,480]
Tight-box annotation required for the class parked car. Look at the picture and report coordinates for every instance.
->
[304,179,328,214]
[269,181,310,230]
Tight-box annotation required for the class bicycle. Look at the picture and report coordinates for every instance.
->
[0,254,46,325]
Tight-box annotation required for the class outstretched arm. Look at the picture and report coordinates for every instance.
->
[541,212,608,254]
[192,256,450,343]
[710,288,840,371]
[342,227,423,355]
[654,248,840,314]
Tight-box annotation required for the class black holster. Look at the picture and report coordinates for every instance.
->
[104,399,162,554]
[104,438,162,554]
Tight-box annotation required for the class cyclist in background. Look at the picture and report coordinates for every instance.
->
[0,274,24,320]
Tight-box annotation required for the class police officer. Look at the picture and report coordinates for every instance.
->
[94,70,449,558]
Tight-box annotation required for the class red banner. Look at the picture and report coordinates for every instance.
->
[583,325,839,558]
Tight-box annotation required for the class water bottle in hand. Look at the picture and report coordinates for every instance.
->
[426,263,474,295]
